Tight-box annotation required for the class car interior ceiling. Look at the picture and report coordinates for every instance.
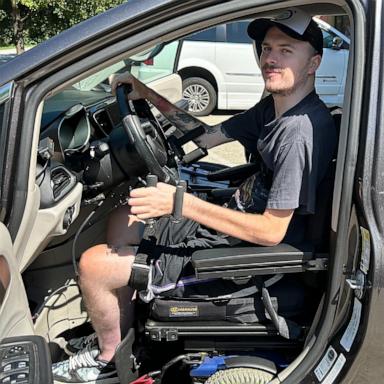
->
[18,2,352,382]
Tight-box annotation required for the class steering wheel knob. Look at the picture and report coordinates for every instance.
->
[146,174,158,187]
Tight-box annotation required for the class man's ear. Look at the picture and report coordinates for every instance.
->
[308,54,321,75]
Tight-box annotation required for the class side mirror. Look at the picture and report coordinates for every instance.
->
[332,36,343,50]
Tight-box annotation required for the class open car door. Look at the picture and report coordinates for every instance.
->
[0,83,34,341]
[0,83,53,382]
[0,82,33,339]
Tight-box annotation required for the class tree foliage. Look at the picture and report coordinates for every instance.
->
[0,0,125,53]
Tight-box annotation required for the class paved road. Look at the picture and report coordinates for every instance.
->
[197,112,246,166]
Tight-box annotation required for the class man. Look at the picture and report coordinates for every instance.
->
[53,8,337,383]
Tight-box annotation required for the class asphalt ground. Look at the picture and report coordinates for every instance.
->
[193,111,246,166]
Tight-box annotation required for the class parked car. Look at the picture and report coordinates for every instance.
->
[174,18,350,115]
[0,1,382,384]
[0,53,16,67]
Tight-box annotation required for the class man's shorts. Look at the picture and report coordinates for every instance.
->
[127,215,233,294]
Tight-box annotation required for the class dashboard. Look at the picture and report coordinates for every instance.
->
[20,88,160,270]
[38,89,151,211]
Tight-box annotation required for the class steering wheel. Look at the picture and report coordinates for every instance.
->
[116,84,179,184]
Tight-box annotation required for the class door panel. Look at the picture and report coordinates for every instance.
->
[0,223,33,340]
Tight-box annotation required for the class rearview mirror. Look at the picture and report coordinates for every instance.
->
[129,43,165,62]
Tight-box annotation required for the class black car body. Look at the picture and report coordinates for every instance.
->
[0,0,383,383]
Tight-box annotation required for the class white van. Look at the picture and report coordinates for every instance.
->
[178,18,350,115]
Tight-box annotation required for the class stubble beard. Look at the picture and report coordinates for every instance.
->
[263,63,309,97]
[265,73,308,96]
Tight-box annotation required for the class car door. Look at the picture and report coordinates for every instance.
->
[0,83,34,341]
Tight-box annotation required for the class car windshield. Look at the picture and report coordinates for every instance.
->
[72,41,179,92]
[72,61,127,92]
[41,41,179,130]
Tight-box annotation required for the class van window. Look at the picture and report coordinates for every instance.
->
[321,29,348,50]
[185,27,217,42]
[322,30,337,49]
[225,22,253,44]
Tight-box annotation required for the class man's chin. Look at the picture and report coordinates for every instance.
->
[266,87,287,95]
[266,85,293,96]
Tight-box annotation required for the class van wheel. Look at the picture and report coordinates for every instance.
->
[205,367,274,384]
[182,77,217,116]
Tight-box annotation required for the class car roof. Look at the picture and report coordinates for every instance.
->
[0,0,172,87]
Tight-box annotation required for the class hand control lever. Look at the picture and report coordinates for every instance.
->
[146,174,158,228]
[172,180,187,223]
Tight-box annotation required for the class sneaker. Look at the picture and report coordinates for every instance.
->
[52,343,119,384]
[65,332,98,356]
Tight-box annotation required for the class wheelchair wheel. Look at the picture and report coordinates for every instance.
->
[204,367,274,384]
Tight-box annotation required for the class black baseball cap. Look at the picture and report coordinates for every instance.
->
[248,8,323,57]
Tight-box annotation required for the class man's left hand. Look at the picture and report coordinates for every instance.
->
[128,182,176,219]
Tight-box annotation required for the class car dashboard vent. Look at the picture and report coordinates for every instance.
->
[50,166,76,200]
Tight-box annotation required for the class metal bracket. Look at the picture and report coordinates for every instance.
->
[149,328,178,342]
[165,329,178,341]
[306,258,328,270]
[346,269,368,299]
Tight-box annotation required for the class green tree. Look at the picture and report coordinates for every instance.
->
[0,0,125,54]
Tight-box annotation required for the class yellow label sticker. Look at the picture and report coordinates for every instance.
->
[360,226,371,274]
[169,305,199,317]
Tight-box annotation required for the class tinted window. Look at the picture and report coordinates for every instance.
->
[185,27,217,42]
[226,22,252,44]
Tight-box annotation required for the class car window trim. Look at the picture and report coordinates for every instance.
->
[0,82,13,222]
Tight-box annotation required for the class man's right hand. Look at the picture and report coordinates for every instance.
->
[109,72,150,101]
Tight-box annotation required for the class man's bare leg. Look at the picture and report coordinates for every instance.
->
[79,206,144,362]
[106,206,145,337]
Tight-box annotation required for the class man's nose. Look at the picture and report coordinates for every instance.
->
[263,50,278,64]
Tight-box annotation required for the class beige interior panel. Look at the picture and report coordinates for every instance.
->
[18,183,83,272]
[0,223,34,340]
[33,280,88,341]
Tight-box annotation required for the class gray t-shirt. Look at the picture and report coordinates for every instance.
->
[222,91,337,244]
